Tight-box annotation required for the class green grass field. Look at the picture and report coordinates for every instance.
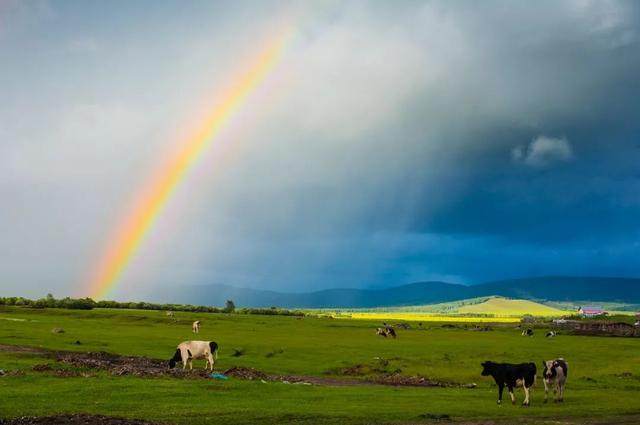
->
[1,306,639,424]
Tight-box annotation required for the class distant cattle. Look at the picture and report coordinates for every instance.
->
[481,361,537,406]
[522,328,534,337]
[192,320,201,334]
[542,358,568,403]
[169,340,218,371]
[545,331,556,338]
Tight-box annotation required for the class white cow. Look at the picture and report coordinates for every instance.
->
[169,340,218,371]
[192,320,201,333]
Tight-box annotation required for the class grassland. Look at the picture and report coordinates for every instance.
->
[456,297,567,316]
[337,312,521,322]
[327,297,570,322]
[1,306,639,424]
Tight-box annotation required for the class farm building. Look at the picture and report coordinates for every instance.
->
[577,306,607,317]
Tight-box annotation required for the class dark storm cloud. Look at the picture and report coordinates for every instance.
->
[2,1,640,296]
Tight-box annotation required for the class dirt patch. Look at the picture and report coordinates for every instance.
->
[0,344,206,379]
[223,366,269,381]
[222,366,360,386]
[0,369,25,377]
[0,343,475,388]
[55,351,208,379]
[30,363,94,378]
[0,414,162,425]
[31,364,53,372]
[368,373,476,388]
[335,363,390,376]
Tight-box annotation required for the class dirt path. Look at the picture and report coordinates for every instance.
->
[0,343,474,388]
[0,414,161,425]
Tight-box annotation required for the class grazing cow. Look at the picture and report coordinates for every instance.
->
[545,331,556,338]
[481,361,537,406]
[542,358,568,403]
[375,327,397,338]
[522,328,534,337]
[192,320,201,334]
[169,340,218,371]
[385,326,397,338]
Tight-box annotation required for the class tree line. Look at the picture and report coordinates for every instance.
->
[0,294,305,317]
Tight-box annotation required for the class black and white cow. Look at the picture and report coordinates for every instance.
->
[376,327,397,338]
[169,340,218,371]
[481,361,537,406]
[545,331,556,338]
[542,358,568,403]
[521,328,534,337]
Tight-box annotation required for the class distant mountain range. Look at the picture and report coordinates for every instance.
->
[151,276,640,308]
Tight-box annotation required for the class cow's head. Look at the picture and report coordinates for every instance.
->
[481,361,494,376]
[168,348,181,369]
[542,360,556,381]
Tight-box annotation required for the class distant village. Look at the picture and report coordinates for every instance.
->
[547,306,640,337]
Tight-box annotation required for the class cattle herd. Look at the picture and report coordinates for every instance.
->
[167,318,569,407]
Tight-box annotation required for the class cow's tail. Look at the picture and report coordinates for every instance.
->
[209,341,219,360]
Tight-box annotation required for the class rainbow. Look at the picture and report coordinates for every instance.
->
[84,30,291,299]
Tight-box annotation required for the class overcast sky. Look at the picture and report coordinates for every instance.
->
[2,1,640,299]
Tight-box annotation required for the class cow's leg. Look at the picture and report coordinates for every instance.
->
[558,382,564,402]
[523,385,530,406]
[497,383,504,405]
[543,380,549,403]
[508,386,515,405]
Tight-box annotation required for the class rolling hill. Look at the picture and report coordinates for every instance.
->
[151,276,640,308]
[456,297,567,316]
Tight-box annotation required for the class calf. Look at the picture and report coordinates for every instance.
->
[481,361,536,406]
[545,331,556,338]
[542,358,568,403]
[192,320,201,334]
[522,328,534,337]
[169,340,218,371]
